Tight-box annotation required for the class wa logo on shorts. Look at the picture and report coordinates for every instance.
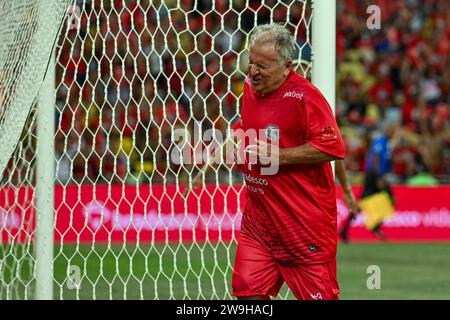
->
[265,125,280,141]
[310,292,323,300]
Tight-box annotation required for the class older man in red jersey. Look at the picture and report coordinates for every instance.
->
[229,23,345,300]
[186,23,345,300]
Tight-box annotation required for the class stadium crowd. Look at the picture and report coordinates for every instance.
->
[49,0,448,185]
[336,0,449,185]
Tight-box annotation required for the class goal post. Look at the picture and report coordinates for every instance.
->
[312,0,336,113]
[0,0,336,300]
[312,0,336,115]
[312,0,336,173]
[35,50,56,300]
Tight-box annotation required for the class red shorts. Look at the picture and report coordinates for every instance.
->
[232,232,340,300]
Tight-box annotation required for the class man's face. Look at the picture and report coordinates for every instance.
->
[248,42,291,96]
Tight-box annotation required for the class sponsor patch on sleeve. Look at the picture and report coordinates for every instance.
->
[320,126,337,140]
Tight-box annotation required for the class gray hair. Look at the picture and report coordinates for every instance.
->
[249,23,296,64]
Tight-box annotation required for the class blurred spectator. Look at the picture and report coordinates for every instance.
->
[406,156,439,186]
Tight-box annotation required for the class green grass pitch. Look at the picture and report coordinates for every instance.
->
[2,243,450,299]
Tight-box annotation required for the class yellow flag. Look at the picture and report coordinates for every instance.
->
[358,191,394,230]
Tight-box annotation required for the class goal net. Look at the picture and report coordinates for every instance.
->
[0,0,315,300]
[0,0,72,300]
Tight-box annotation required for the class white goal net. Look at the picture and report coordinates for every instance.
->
[0,0,315,300]
[0,0,70,180]
[0,0,72,300]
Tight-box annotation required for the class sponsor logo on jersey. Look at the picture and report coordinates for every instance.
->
[243,173,269,186]
[320,125,337,140]
[265,125,280,141]
[283,91,303,100]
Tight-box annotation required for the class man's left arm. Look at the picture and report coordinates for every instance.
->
[279,142,342,164]
[248,140,341,165]
[249,91,345,165]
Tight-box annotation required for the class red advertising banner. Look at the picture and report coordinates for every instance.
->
[336,186,450,241]
[1,184,450,243]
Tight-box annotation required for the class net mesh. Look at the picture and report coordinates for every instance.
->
[0,0,71,299]
[1,0,313,300]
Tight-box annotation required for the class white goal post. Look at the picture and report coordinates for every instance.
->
[0,0,335,300]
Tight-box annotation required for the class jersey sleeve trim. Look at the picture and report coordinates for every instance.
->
[307,140,345,159]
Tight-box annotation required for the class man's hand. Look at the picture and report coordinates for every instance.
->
[245,140,280,165]
[343,190,360,215]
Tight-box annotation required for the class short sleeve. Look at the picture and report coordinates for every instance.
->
[305,91,345,159]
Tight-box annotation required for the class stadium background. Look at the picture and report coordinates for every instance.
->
[1,0,449,300]
[43,0,449,186]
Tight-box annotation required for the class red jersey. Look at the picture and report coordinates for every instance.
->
[234,70,345,266]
